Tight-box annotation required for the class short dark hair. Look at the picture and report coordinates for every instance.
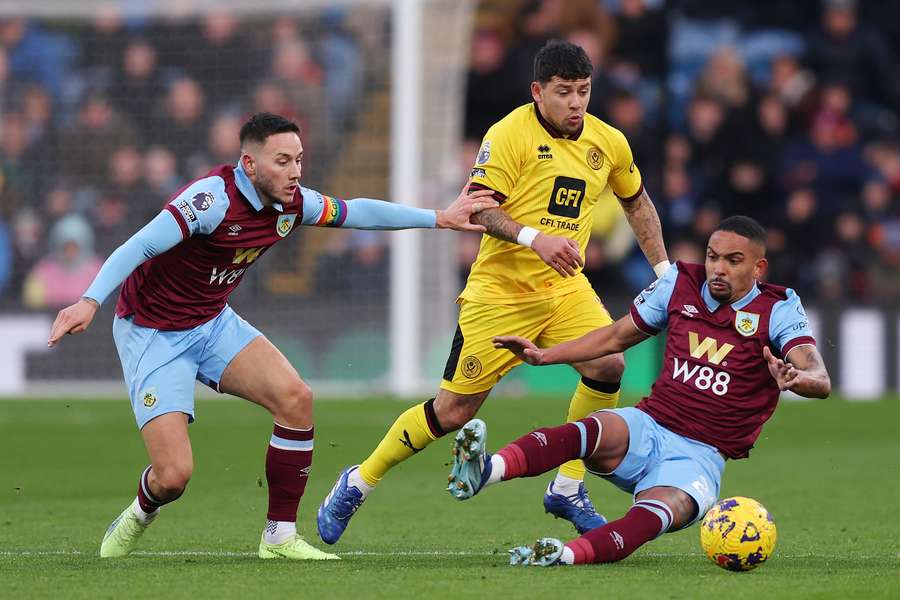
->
[534,40,593,84]
[239,112,300,146]
[714,216,767,246]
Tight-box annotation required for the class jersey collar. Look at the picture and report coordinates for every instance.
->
[701,281,761,312]
[533,102,583,141]
[234,160,284,213]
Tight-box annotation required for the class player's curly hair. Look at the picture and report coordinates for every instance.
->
[239,112,300,146]
[534,40,593,84]
[715,216,767,246]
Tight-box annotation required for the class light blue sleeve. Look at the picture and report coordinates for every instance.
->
[769,288,816,354]
[299,186,436,230]
[82,210,184,305]
[631,263,679,332]
[167,176,229,235]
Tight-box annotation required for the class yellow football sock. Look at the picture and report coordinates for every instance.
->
[558,379,620,480]
[358,400,443,487]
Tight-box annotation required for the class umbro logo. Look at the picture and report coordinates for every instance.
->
[530,431,548,446]
[228,224,242,237]
[610,530,625,550]
[537,144,552,160]
[681,304,698,317]
[299,466,311,477]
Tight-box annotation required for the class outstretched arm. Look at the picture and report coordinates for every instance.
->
[308,182,498,232]
[763,345,831,399]
[619,189,669,276]
[493,313,649,366]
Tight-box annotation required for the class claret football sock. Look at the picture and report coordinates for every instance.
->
[358,398,445,487]
[134,465,175,524]
[564,500,672,564]
[266,422,314,522]
[558,378,619,481]
[495,417,602,480]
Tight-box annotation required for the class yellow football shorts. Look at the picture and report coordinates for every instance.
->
[440,287,615,395]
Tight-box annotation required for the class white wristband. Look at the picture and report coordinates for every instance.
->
[653,260,671,278]
[517,226,539,248]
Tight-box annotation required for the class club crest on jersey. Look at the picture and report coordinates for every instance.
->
[191,191,215,211]
[735,311,760,337]
[476,140,491,165]
[586,146,604,170]
[276,214,296,237]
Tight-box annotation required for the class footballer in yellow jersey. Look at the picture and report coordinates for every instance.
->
[318,40,669,546]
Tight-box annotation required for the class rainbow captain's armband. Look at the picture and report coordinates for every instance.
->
[315,195,348,227]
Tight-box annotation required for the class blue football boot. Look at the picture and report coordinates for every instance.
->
[447,419,492,500]
[317,465,366,545]
[543,481,608,533]
[509,538,565,566]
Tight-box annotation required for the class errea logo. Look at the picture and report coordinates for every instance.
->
[537,144,552,160]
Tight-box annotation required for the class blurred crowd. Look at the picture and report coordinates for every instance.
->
[1,0,898,313]
[0,8,384,310]
[462,0,900,304]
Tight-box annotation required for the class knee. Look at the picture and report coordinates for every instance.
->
[435,400,479,431]
[154,462,193,497]
[278,379,313,422]
[582,354,625,382]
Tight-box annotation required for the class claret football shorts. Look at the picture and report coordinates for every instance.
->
[112,305,262,429]
[440,288,614,395]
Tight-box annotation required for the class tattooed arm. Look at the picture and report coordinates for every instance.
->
[472,207,584,277]
[619,188,668,268]
[764,345,832,399]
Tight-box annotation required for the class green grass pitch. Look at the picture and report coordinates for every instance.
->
[1,395,898,599]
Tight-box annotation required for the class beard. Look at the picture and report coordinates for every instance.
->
[255,172,284,206]
[708,280,733,302]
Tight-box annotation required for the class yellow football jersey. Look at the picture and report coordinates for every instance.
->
[461,103,643,304]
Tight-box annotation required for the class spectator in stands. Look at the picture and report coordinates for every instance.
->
[0,110,31,216]
[144,146,180,200]
[269,37,326,183]
[189,12,262,110]
[604,89,660,191]
[206,111,243,165]
[150,76,208,171]
[612,0,667,80]
[780,108,870,215]
[695,46,755,144]
[683,93,729,192]
[659,163,696,236]
[115,38,164,137]
[59,90,137,188]
[22,214,101,310]
[714,156,776,225]
[0,18,77,103]
[805,0,898,107]
[768,53,817,127]
[464,23,524,140]
[79,6,129,90]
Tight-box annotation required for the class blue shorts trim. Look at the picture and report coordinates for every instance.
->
[594,407,725,527]
[113,306,262,429]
